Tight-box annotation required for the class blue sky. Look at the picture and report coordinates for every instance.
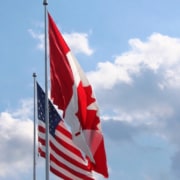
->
[1,0,180,180]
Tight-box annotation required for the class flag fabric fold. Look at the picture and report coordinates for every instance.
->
[37,82,94,180]
[48,13,109,178]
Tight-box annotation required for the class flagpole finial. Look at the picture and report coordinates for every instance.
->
[43,0,48,5]
[33,72,37,77]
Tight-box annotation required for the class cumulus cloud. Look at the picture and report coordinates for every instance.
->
[171,150,180,178]
[87,32,180,148]
[102,120,142,143]
[86,33,180,179]
[87,33,180,90]
[0,100,34,178]
[28,29,44,50]
[28,29,93,55]
[63,32,93,55]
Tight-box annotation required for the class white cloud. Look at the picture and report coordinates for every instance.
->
[28,29,44,50]
[87,33,180,90]
[88,60,133,89]
[63,32,93,55]
[29,28,93,56]
[102,103,173,126]
[11,98,33,119]
[0,100,34,178]
[89,35,180,178]
[160,68,180,89]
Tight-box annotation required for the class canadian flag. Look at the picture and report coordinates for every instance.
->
[48,13,108,178]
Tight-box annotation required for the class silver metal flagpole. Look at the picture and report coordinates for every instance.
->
[33,72,37,180]
[43,0,50,180]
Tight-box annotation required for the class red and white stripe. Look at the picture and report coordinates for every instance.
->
[38,120,94,180]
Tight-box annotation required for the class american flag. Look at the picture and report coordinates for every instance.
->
[37,82,94,180]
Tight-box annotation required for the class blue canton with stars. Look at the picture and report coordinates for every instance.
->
[37,82,62,137]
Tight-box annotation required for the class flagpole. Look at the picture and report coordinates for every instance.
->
[33,72,37,180]
[43,1,50,180]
